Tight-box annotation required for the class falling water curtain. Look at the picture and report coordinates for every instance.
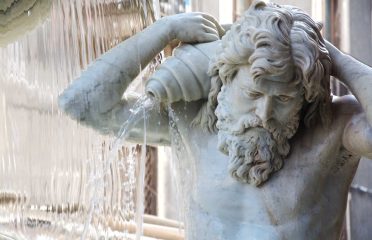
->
[0,0,161,239]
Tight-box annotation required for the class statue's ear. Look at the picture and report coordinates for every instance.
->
[316,21,324,31]
[251,0,268,10]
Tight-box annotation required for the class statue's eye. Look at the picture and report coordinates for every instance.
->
[246,91,263,99]
[278,95,292,102]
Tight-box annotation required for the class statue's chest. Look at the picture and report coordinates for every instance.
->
[188,129,357,225]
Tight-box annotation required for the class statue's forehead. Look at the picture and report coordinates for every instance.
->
[264,69,296,83]
[227,65,301,98]
[237,64,296,84]
[235,78,301,97]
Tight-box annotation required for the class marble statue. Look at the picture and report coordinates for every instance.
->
[59,1,372,239]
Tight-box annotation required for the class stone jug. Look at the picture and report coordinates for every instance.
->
[145,40,220,103]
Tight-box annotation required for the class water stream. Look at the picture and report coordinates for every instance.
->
[0,0,161,239]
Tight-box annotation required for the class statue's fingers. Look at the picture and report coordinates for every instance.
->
[199,33,219,42]
[202,24,219,37]
[201,13,225,37]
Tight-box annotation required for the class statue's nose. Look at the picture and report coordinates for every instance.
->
[256,96,273,123]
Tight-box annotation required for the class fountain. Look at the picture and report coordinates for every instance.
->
[0,0,185,239]
[3,0,372,239]
[58,0,372,239]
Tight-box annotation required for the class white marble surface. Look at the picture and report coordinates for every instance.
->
[60,1,372,239]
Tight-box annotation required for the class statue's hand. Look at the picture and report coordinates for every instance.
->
[162,12,224,43]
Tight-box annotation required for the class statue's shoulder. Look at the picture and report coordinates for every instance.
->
[169,99,206,123]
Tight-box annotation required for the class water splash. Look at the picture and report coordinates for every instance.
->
[80,118,151,240]
[0,0,159,239]
[167,104,195,238]
[116,96,157,142]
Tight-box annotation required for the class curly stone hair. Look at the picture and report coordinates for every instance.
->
[193,0,332,132]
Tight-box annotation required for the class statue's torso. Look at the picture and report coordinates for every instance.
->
[170,101,360,240]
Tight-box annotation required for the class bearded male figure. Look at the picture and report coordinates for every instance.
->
[204,2,333,187]
[59,1,372,239]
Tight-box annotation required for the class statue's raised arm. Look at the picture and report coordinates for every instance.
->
[326,41,372,159]
[58,13,222,144]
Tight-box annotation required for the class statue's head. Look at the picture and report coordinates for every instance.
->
[205,1,332,186]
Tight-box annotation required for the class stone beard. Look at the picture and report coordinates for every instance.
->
[215,85,303,186]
